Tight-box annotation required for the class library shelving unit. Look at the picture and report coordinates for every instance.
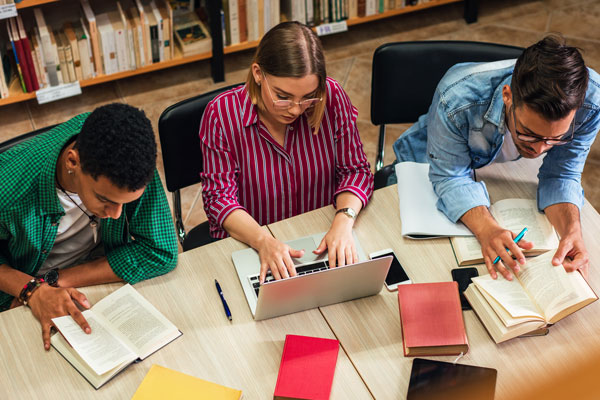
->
[0,0,477,107]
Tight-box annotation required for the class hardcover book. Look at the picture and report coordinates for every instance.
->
[398,281,469,356]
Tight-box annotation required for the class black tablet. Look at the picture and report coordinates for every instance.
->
[407,358,497,400]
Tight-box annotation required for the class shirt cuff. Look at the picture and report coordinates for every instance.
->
[538,178,584,211]
[437,181,491,223]
[333,185,372,208]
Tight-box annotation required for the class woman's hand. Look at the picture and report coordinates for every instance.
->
[314,213,358,268]
[257,235,305,283]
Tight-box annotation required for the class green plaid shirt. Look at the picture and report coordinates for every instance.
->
[0,113,178,310]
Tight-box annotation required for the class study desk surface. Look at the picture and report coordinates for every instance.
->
[0,235,372,399]
[267,157,600,400]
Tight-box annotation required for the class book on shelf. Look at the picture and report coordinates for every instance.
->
[107,10,130,72]
[398,281,469,356]
[173,11,211,57]
[63,22,84,81]
[0,46,9,98]
[80,0,103,75]
[149,0,165,62]
[464,251,598,343]
[131,365,242,400]
[96,13,119,75]
[51,284,182,390]
[227,0,240,45]
[58,31,77,82]
[6,19,28,92]
[273,334,339,400]
[134,0,151,66]
[34,8,60,86]
[15,15,39,91]
[127,6,146,67]
[158,0,173,60]
[76,17,96,79]
[450,198,560,266]
[238,0,247,43]
[143,3,160,63]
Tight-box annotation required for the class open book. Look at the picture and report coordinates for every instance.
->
[464,252,597,343]
[451,198,559,266]
[395,162,473,239]
[51,284,182,389]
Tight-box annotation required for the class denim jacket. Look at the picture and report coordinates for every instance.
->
[393,59,600,223]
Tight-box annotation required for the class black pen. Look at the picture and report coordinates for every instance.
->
[215,279,232,321]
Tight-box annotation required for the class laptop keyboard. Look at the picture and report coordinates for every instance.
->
[248,260,330,297]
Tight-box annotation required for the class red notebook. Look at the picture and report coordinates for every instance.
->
[398,281,469,357]
[273,334,339,400]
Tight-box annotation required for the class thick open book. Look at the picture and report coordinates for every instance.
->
[51,284,182,389]
[451,198,559,266]
[464,252,597,343]
[395,162,473,239]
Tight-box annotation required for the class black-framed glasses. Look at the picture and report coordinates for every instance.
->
[262,72,322,110]
[511,105,574,146]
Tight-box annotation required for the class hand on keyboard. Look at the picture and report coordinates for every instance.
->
[257,235,305,283]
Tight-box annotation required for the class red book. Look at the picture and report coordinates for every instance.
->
[16,15,39,91]
[398,281,469,356]
[274,335,339,400]
[8,18,33,92]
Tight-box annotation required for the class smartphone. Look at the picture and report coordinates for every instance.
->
[451,267,479,310]
[369,248,411,291]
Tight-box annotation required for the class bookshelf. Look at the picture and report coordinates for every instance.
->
[0,0,477,107]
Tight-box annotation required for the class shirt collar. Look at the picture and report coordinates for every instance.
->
[484,74,512,130]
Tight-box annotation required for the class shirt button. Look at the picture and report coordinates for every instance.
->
[51,222,57,226]
[42,250,47,254]
[290,126,294,131]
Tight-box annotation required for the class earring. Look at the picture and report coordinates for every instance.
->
[67,170,73,175]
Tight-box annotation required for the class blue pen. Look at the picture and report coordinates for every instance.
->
[493,227,528,264]
[215,279,232,321]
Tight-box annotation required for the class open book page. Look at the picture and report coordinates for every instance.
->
[478,288,544,327]
[51,332,130,389]
[491,198,559,250]
[92,284,180,359]
[472,274,544,320]
[516,252,596,322]
[52,311,137,375]
[395,162,472,238]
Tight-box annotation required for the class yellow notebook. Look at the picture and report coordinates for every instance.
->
[132,365,242,399]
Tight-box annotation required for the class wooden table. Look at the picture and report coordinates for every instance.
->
[0,235,372,399]
[267,158,600,400]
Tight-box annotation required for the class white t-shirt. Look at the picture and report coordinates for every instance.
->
[493,128,520,163]
[38,189,98,275]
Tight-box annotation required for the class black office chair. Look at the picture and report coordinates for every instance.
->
[371,40,524,189]
[0,124,58,154]
[158,83,241,251]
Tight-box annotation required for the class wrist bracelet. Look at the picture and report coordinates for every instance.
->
[18,278,45,306]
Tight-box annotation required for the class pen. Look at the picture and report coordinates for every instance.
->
[493,227,528,264]
[215,279,232,321]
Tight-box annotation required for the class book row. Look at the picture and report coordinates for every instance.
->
[0,0,211,98]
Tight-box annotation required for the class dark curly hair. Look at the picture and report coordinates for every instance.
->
[74,103,157,191]
[512,34,589,120]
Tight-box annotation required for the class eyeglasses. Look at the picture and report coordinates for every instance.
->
[511,105,574,146]
[261,72,322,110]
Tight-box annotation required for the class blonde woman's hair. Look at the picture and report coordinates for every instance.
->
[246,21,327,134]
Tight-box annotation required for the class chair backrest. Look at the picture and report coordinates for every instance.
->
[158,83,241,193]
[0,124,58,154]
[371,41,524,125]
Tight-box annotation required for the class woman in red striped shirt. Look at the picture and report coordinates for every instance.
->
[199,22,374,283]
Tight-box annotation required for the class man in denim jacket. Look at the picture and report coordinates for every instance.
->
[393,36,600,280]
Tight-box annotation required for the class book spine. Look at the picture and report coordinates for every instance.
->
[17,16,39,90]
[238,0,247,43]
[150,25,159,63]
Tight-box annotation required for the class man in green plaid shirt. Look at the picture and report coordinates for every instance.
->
[0,103,178,349]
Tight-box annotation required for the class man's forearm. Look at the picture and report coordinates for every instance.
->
[0,264,35,297]
[58,257,122,288]
[459,205,499,236]
[544,202,582,238]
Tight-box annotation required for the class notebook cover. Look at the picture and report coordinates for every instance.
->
[274,334,339,400]
[131,365,242,399]
[398,281,468,356]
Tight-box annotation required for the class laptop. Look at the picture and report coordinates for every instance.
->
[232,231,392,320]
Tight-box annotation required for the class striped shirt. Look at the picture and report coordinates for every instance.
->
[199,77,374,238]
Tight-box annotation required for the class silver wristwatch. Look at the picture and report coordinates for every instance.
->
[335,207,357,220]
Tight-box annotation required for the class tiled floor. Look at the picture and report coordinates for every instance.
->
[3,0,600,235]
